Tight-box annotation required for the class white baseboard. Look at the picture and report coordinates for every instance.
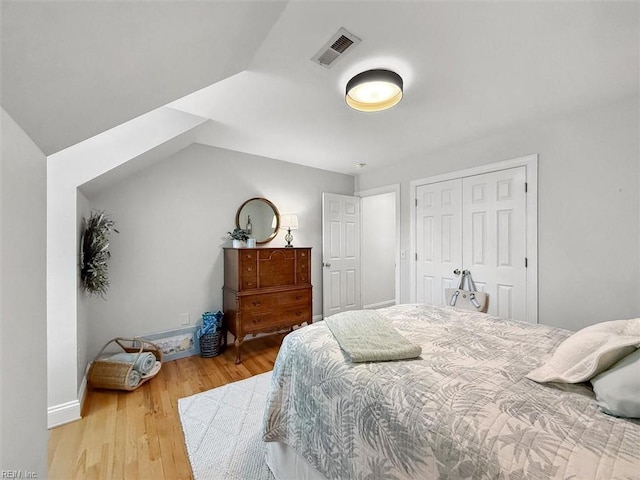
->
[48,362,91,429]
[78,363,91,416]
[312,314,323,322]
[48,400,81,429]
[363,300,396,310]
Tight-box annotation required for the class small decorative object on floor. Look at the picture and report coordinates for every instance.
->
[87,337,162,391]
[198,311,226,358]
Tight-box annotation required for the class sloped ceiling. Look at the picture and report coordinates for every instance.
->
[2,1,638,173]
[0,0,287,155]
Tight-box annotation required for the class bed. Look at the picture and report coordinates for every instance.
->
[262,304,640,480]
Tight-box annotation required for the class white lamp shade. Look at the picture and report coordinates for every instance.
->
[280,214,299,230]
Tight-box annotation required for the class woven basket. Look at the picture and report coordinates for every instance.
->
[87,337,162,391]
[200,331,225,358]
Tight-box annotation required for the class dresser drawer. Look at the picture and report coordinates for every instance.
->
[279,306,311,325]
[242,311,278,331]
[242,306,311,333]
[240,289,310,311]
[241,262,257,276]
[296,255,309,276]
[280,289,311,306]
[297,272,310,284]
[240,251,257,275]
[240,250,257,262]
[296,249,310,284]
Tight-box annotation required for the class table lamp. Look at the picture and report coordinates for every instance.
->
[280,214,298,248]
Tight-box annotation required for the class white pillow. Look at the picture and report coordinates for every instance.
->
[526,318,640,383]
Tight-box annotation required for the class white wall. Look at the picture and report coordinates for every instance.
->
[77,191,91,391]
[361,192,396,308]
[0,108,48,476]
[46,106,207,426]
[356,95,640,331]
[84,144,354,363]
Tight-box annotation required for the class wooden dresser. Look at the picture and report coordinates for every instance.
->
[223,247,312,364]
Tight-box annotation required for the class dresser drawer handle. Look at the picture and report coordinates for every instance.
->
[252,301,261,307]
[246,281,254,287]
[246,267,253,272]
[295,295,302,300]
[295,311,302,317]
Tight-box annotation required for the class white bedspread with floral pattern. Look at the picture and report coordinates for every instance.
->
[263,304,640,480]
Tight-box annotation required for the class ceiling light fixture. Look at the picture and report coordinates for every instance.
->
[345,69,403,112]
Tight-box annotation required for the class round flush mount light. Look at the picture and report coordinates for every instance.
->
[345,69,403,112]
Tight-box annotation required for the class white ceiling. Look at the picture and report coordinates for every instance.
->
[2,1,638,174]
[1,1,287,155]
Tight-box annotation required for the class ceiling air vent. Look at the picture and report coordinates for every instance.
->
[312,28,361,68]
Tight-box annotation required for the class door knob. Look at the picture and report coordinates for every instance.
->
[453,269,461,275]
[323,262,331,268]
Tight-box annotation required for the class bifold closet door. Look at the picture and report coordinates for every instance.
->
[462,167,526,320]
[415,166,527,321]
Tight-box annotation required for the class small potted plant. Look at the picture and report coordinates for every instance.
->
[227,228,249,248]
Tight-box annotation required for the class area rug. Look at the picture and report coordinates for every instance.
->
[178,371,275,480]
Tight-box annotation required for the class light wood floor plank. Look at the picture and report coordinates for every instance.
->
[48,334,284,479]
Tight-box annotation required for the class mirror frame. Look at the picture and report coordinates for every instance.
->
[235,197,280,245]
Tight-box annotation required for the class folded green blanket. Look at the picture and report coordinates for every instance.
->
[324,310,422,362]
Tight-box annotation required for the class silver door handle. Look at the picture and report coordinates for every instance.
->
[323,262,331,268]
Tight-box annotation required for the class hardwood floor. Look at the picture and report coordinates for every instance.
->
[48,334,285,480]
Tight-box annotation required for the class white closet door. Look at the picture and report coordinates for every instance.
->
[462,167,527,320]
[415,179,463,304]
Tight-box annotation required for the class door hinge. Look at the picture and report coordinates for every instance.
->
[525,257,528,268]
[415,253,418,261]
[525,182,528,193]
[415,198,418,207]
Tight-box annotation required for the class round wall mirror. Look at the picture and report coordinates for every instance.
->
[236,197,280,244]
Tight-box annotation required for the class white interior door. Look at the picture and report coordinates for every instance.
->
[463,167,527,320]
[415,179,463,304]
[322,193,361,318]
[414,166,529,321]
